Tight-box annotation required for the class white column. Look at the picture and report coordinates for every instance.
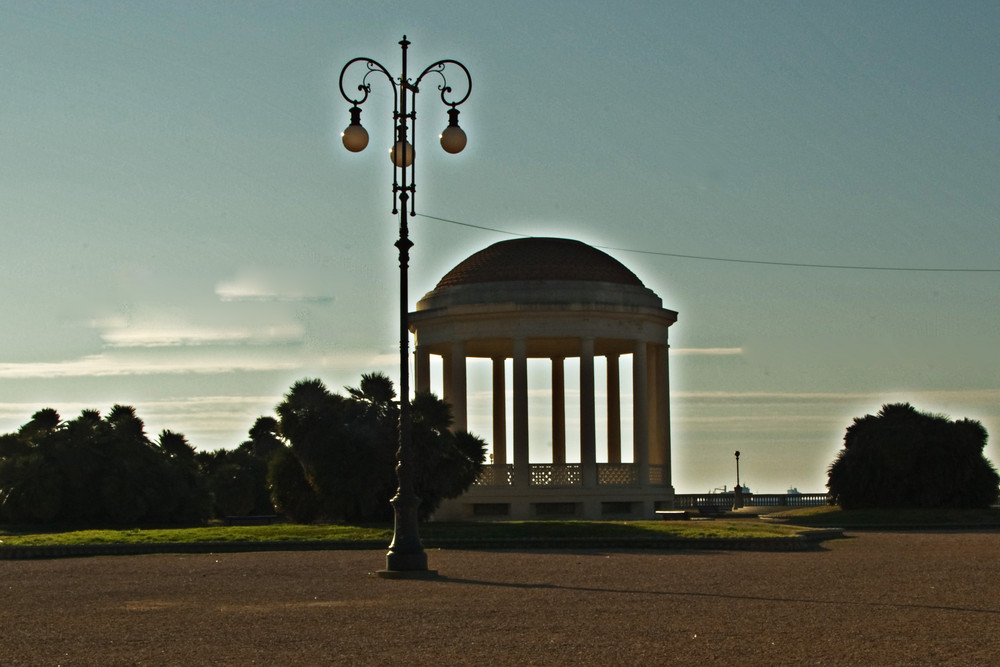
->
[551,356,566,464]
[442,352,453,405]
[492,356,507,466]
[580,337,597,488]
[512,338,530,487]
[633,340,650,486]
[448,341,467,433]
[606,353,621,464]
[655,343,672,486]
[415,345,431,395]
[646,344,658,467]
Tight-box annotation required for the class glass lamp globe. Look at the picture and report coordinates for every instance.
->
[390,140,414,168]
[439,124,467,154]
[439,108,467,154]
[342,123,369,152]
[341,106,369,152]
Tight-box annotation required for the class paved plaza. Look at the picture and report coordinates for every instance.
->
[2,530,999,665]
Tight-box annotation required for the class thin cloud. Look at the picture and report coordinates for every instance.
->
[0,354,301,379]
[0,395,278,421]
[216,290,334,304]
[215,271,334,303]
[672,347,743,356]
[101,324,304,348]
[0,396,284,450]
[674,390,870,401]
[674,389,1000,406]
[0,348,398,381]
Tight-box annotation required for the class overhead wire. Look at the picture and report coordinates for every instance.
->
[415,213,1000,273]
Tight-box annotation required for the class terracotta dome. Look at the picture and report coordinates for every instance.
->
[417,237,663,312]
[434,238,645,290]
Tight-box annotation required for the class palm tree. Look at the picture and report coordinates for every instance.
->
[247,416,284,460]
[265,374,486,523]
[158,430,196,459]
[410,391,487,518]
[346,372,398,419]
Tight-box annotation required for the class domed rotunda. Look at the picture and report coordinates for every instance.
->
[410,237,677,520]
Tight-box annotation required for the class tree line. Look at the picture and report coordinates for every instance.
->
[2,389,995,526]
[0,372,485,526]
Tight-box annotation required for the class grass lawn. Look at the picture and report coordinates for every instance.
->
[0,523,392,547]
[6,507,997,549]
[767,505,1000,527]
[0,519,809,548]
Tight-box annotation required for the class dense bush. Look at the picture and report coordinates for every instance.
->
[193,416,284,519]
[195,446,273,518]
[827,403,999,510]
[0,373,487,526]
[0,406,212,525]
[268,373,486,522]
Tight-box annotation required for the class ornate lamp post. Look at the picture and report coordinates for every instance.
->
[338,36,471,575]
[732,450,744,510]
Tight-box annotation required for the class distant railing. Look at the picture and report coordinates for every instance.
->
[597,463,637,486]
[648,465,666,486]
[673,493,831,509]
[473,463,671,488]
[531,463,581,486]
[749,493,832,507]
[473,464,514,487]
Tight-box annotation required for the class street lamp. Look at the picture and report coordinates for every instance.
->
[339,36,471,576]
[733,450,744,510]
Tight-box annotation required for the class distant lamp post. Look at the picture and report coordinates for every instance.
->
[338,36,471,576]
[732,450,744,510]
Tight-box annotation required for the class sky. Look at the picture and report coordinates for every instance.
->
[2,1,999,494]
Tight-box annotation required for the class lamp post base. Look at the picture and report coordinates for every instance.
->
[384,545,429,571]
[376,566,439,580]
[378,547,437,578]
[378,488,434,578]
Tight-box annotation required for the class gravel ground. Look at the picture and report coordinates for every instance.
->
[2,530,999,665]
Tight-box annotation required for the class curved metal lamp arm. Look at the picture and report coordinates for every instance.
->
[339,56,403,213]
[413,59,472,108]
[403,59,471,216]
[338,57,396,106]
